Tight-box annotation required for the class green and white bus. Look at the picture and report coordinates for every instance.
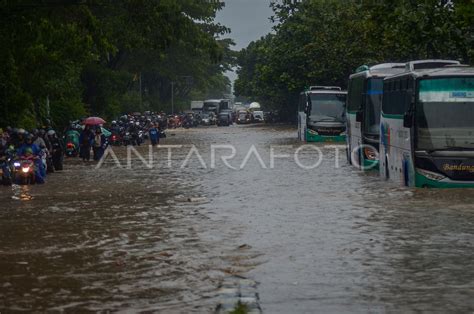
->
[346,64,405,169]
[298,86,347,142]
[380,60,474,188]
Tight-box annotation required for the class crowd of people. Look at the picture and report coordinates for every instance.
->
[0,109,277,186]
[0,126,64,184]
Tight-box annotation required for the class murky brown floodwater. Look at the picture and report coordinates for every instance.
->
[1,125,474,313]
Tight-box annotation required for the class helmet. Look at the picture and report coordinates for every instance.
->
[25,134,33,141]
[47,130,56,136]
[24,147,33,155]
[17,128,26,135]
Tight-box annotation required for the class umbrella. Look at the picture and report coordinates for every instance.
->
[83,116,106,125]
[101,127,111,137]
[80,125,111,136]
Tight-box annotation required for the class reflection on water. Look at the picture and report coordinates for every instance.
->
[11,184,34,201]
[0,125,473,312]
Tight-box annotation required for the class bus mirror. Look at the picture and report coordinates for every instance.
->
[403,112,413,128]
[356,111,363,123]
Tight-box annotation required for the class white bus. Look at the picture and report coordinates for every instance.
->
[298,86,347,142]
[380,60,474,188]
[346,63,405,170]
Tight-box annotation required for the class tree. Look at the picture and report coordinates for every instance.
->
[0,0,233,128]
[235,0,473,121]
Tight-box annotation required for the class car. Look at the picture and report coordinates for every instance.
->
[217,112,231,126]
[236,110,251,124]
[220,109,234,124]
[201,112,216,125]
[252,110,264,123]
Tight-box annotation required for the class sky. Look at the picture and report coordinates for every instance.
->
[215,0,275,87]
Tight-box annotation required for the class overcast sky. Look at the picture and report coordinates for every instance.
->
[215,0,275,87]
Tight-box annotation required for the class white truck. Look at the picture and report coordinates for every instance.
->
[190,101,204,114]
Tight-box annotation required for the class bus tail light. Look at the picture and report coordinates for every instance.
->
[307,129,319,135]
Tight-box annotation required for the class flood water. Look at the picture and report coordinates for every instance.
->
[1,125,474,313]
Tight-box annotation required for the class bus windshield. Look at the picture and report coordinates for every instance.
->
[364,78,383,135]
[416,77,474,151]
[309,93,346,122]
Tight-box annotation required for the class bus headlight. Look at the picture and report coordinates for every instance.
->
[363,147,378,161]
[416,168,446,181]
[307,129,319,135]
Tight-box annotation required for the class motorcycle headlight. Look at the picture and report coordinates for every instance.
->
[307,129,319,135]
[14,162,21,167]
[22,167,30,173]
[416,168,446,181]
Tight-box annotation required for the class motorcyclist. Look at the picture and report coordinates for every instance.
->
[32,129,48,151]
[128,121,140,146]
[17,134,45,183]
[32,129,52,173]
[0,132,13,185]
[11,128,26,149]
[47,130,64,170]
[64,128,80,157]
[148,123,160,146]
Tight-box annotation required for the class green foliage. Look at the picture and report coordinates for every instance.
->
[229,301,249,314]
[235,0,474,120]
[0,0,233,129]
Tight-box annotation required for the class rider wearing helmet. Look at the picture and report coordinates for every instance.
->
[48,129,64,170]
[17,134,45,183]
[11,128,26,149]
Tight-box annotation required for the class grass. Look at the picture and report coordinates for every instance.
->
[229,301,249,314]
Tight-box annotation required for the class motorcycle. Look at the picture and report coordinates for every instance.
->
[65,142,78,157]
[15,156,36,185]
[51,147,64,171]
[137,130,145,145]
[110,133,122,146]
[0,155,14,185]
[64,130,80,157]
[123,132,132,146]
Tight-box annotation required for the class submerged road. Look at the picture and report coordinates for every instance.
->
[1,125,474,313]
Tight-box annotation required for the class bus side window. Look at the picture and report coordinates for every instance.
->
[305,94,311,114]
[348,76,364,112]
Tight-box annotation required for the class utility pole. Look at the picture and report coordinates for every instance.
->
[139,72,142,106]
[171,81,175,114]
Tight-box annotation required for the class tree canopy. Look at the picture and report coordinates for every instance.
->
[234,0,474,120]
[0,0,235,129]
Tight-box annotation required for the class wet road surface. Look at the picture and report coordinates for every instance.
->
[1,125,474,312]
